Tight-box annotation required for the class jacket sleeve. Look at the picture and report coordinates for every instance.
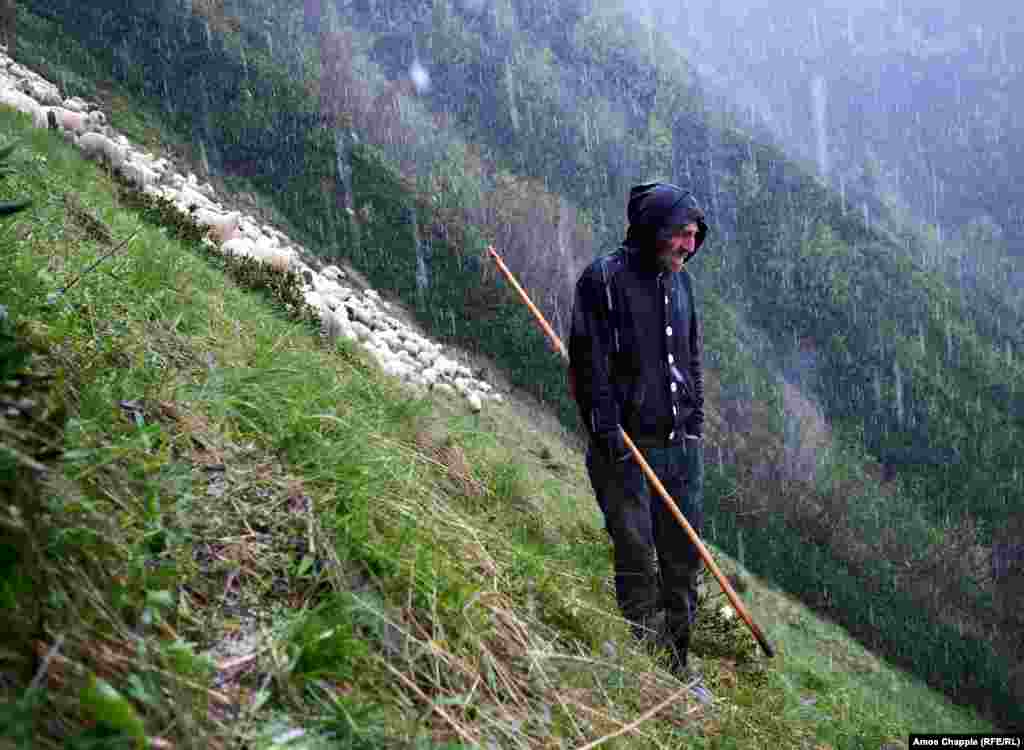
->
[569,268,623,452]
[685,274,705,437]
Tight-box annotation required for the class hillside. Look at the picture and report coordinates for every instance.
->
[3,0,1024,736]
[0,43,1003,749]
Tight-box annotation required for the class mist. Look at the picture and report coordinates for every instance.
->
[629,0,1024,260]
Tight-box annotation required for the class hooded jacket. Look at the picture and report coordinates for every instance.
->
[569,183,706,457]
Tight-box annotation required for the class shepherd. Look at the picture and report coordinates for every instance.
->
[568,182,709,684]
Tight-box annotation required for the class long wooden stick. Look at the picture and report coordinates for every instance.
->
[487,245,775,659]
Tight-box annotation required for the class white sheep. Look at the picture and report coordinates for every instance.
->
[118,159,162,190]
[19,78,61,106]
[175,184,215,213]
[193,208,240,244]
[48,106,105,134]
[0,86,47,127]
[77,131,126,169]
[62,97,91,113]
[222,236,295,273]
[222,236,256,259]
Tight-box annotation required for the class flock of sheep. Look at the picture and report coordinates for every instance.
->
[0,64,294,267]
[0,48,505,412]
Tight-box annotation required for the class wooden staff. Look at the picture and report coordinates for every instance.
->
[487,245,775,659]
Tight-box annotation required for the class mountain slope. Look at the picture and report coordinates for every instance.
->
[9,0,1024,729]
[0,48,1002,748]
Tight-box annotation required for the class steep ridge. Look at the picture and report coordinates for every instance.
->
[6,2,1024,733]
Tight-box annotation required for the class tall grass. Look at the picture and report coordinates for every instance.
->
[0,43,1007,750]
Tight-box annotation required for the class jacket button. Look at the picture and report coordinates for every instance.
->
[666,326,673,337]
[671,382,678,393]
[673,405,678,415]
[668,353,675,364]
[669,430,675,440]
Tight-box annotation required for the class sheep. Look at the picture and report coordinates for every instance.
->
[0,86,47,127]
[222,236,256,259]
[222,236,296,273]
[77,131,126,169]
[16,77,61,106]
[192,208,240,244]
[61,97,94,113]
[47,106,105,135]
[174,184,216,213]
[118,159,162,190]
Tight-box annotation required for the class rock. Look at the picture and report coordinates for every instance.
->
[467,392,483,412]
[433,383,456,397]
[365,289,380,301]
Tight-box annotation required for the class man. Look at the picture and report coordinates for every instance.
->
[569,182,708,688]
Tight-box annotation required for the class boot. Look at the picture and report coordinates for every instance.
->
[630,610,667,656]
[667,632,713,705]
[666,634,688,677]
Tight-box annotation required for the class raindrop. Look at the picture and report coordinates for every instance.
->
[410,60,430,94]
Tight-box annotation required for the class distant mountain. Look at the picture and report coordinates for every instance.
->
[650,0,1024,257]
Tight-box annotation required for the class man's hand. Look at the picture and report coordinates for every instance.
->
[597,429,630,463]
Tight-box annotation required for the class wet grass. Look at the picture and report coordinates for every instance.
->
[0,76,1001,750]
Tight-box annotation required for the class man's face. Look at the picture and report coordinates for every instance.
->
[654,223,699,273]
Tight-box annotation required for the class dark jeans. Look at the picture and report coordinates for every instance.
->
[586,436,704,644]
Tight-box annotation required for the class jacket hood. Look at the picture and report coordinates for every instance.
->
[624,182,708,260]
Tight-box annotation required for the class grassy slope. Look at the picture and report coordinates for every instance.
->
[0,77,997,750]
[8,3,1024,726]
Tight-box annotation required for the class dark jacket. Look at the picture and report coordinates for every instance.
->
[569,184,706,458]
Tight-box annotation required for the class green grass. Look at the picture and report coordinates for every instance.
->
[0,70,1004,750]
[11,2,1023,729]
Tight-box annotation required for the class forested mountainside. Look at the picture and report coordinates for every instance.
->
[14,0,1024,726]
[293,0,1024,535]
[656,0,1024,257]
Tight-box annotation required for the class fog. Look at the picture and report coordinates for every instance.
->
[628,0,1024,257]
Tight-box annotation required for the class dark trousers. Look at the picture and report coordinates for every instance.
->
[586,437,704,646]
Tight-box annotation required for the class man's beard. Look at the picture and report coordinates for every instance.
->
[654,241,687,271]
